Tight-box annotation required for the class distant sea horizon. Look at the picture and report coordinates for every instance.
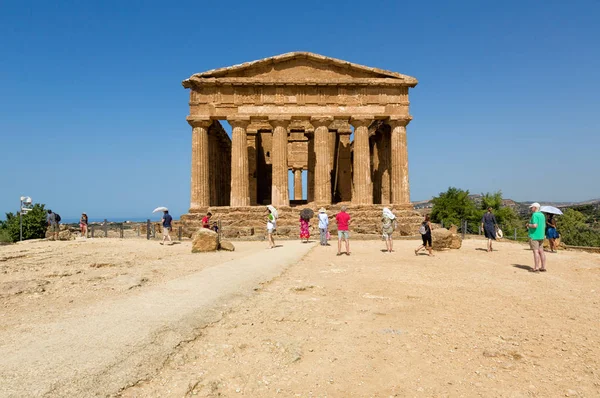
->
[61,216,169,224]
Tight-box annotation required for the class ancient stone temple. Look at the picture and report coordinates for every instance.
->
[180,52,422,238]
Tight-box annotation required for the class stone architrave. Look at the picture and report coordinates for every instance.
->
[312,117,333,204]
[270,119,290,206]
[350,117,373,205]
[188,118,211,210]
[389,118,411,204]
[293,168,302,200]
[229,118,251,207]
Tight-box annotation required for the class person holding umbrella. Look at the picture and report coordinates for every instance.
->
[299,208,313,243]
[381,207,397,253]
[266,205,278,249]
[541,206,563,253]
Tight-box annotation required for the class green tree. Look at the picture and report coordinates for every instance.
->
[558,208,600,247]
[478,191,527,237]
[430,187,477,227]
[3,203,49,242]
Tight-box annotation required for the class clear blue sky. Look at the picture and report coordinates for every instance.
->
[1,0,599,221]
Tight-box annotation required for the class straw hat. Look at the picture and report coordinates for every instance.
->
[319,207,327,213]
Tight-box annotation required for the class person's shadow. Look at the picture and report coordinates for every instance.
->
[513,264,534,272]
[475,248,489,252]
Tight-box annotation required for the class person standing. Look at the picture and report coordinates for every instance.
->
[527,202,547,272]
[80,213,88,239]
[317,208,329,246]
[161,210,173,245]
[266,205,277,249]
[481,207,498,252]
[47,210,59,241]
[202,212,212,229]
[335,206,351,256]
[546,213,559,253]
[381,207,397,253]
[299,214,311,243]
[415,215,434,256]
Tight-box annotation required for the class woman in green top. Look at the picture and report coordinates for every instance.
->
[266,205,277,249]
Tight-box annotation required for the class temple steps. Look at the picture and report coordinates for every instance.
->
[181,205,423,240]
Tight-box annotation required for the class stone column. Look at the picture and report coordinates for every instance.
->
[350,117,373,205]
[312,117,333,204]
[189,118,211,211]
[307,134,315,202]
[389,118,411,204]
[294,169,303,200]
[229,118,251,207]
[269,119,290,206]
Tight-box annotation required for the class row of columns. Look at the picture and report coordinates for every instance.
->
[189,116,410,209]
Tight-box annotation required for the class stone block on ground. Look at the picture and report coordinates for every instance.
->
[191,228,219,253]
[45,226,74,241]
[219,241,235,251]
[432,228,462,250]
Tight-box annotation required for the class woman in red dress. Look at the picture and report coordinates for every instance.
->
[299,216,310,242]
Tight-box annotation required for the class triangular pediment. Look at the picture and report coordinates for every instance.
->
[183,52,417,87]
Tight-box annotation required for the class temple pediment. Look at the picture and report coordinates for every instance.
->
[183,52,418,87]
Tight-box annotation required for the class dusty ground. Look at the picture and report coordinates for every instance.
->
[1,238,257,333]
[1,238,599,397]
[122,240,600,398]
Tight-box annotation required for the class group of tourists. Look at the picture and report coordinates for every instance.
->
[265,206,435,257]
[480,202,560,272]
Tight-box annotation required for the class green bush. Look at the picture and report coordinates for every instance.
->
[558,208,600,247]
[430,187,477,227]
[3,203,49,242]
[0,228,11,243]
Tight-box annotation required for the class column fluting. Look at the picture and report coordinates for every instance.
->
[229,118,251,207]
[189,119,211,211]
[350,117,373,205]
[270,119,290,206]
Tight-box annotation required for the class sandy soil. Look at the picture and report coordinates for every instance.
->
[2,238,599,397]
[1,238,258,333]
[121,240,600,398]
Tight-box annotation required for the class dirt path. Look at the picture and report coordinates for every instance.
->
[0,240,314,397]
[122,240,600,398]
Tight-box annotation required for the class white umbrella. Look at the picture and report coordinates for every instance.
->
[152,206,169,213]
[267,205,278,219]
[540,205,563,215]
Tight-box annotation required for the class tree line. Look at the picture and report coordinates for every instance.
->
[429,187,600,247]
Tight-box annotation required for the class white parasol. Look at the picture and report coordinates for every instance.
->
[152,206,169,213]
[267,205,278,219]
[540,206,563,215]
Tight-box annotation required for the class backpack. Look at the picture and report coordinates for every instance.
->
[419,223,427,235]
[54,213,61,223]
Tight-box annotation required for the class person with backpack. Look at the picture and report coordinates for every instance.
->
[47,209,60,241]
[415,214,434,256]
[381,207,398,253]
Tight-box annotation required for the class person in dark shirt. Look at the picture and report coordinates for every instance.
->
[481,207,498,252]
[161,210,173,245]
[47,210,59,241]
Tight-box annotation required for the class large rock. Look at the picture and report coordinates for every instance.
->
[45,225,74,241]
[191,228,219,253]
[432,228,462,250]
[219,240,235,251]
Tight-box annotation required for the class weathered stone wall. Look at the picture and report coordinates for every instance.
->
[181,204,420,240]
